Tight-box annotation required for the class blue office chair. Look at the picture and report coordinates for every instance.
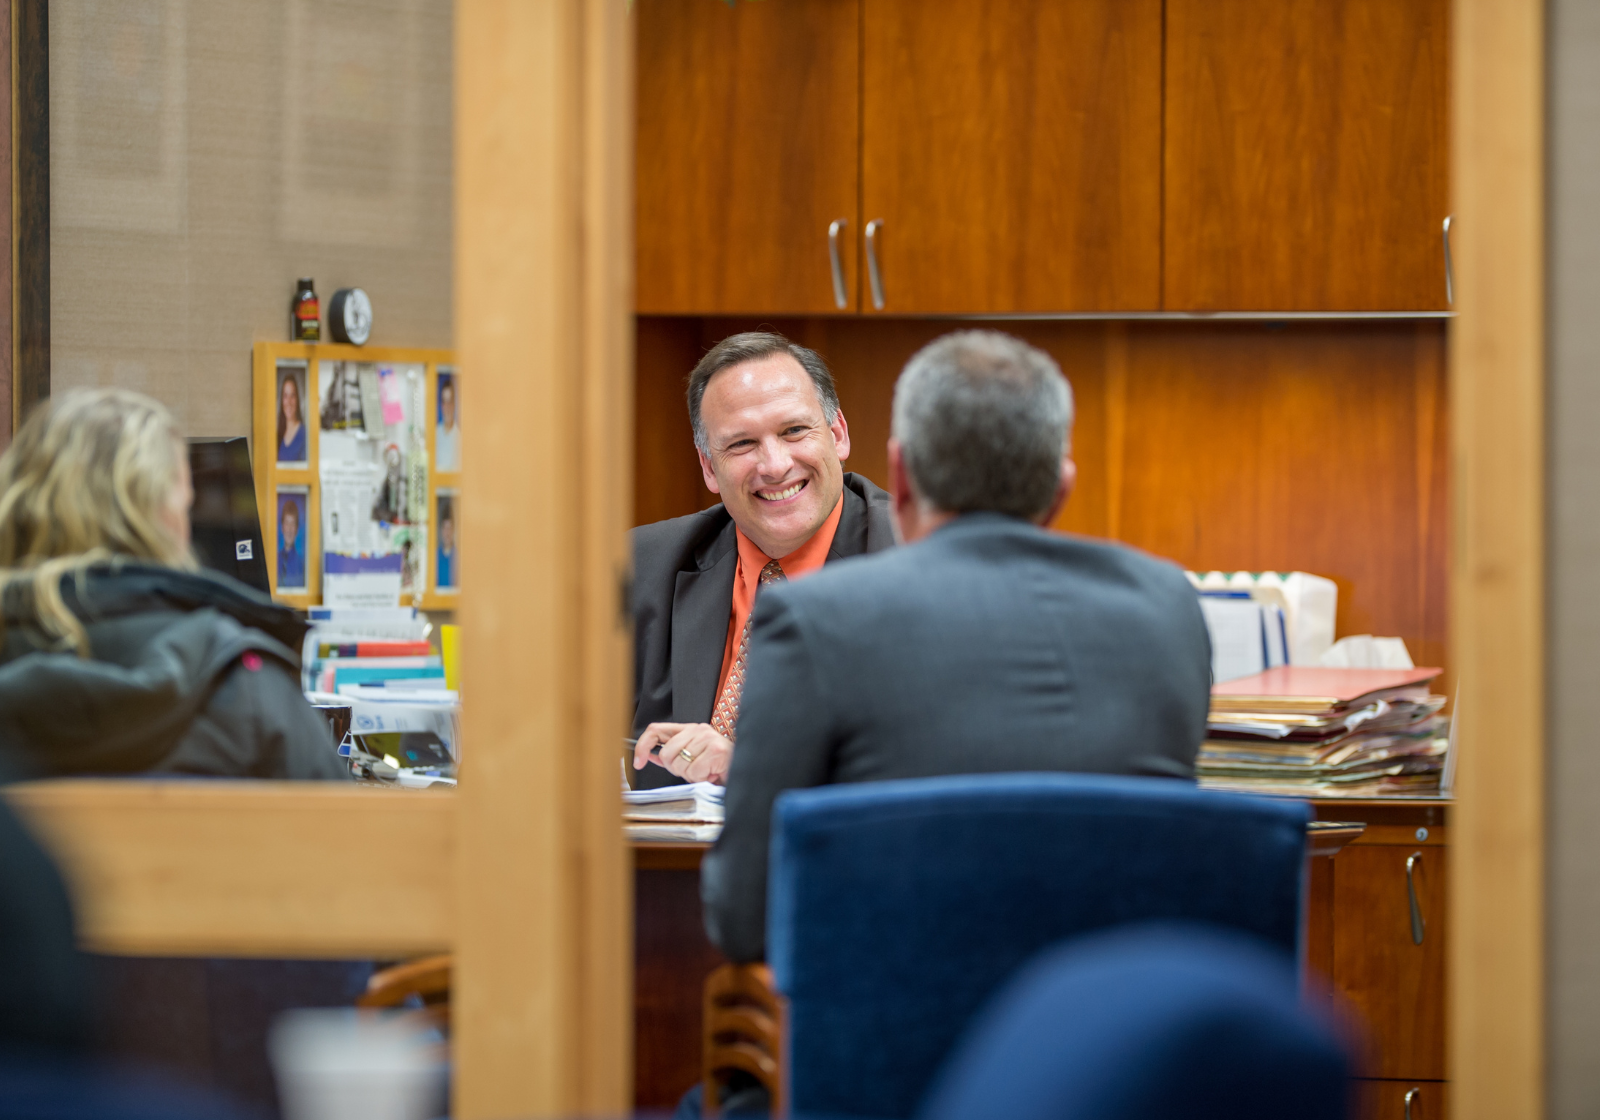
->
[766,773,1309,1118]
[920,923,1351,1120]
[0,1051,247,1120]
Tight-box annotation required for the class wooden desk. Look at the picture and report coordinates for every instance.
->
[1305,797,1451,1120]
[632,841,722,1111]
[629,814,1383,1111]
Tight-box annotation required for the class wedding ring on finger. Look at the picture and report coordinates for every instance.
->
[678,747,696,764]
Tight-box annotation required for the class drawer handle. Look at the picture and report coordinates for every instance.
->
[1406,853,1425,945]
[827,219,849,310]
[1442,215,1454,305]
[1404,1086,1420,1120]
[865,218,886,310]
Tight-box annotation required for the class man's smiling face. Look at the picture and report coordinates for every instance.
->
[697,352,851,559]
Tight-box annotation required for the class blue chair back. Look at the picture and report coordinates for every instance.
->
[920,924,1351,1120]
[0,1051,246,1120]
[767,773,1309,1118]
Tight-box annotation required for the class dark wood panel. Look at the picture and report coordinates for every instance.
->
[634,317,715,527]
[1164,0,1450,310]
[635,0,860,314]
[1305,854,1335,1001]
[1333,846,1448,1080]
[14,0,45,423]
[1356,1080,1449,1120]
[861,0,1161,312]
[1109,322,1450,685]
[635,867,726,1111]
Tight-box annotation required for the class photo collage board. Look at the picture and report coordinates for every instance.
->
[252,342,461,610]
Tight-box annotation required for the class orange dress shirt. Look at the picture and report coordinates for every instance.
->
[713,496,844,707]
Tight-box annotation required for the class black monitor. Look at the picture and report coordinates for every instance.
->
[187,437,271,594]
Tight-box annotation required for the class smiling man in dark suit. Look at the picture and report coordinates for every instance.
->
[629,332,894,790]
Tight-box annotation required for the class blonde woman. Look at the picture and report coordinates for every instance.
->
[0,389,346,779]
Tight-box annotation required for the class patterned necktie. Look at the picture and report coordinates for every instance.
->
[710,559,787,741]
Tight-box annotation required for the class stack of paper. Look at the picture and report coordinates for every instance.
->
[1198,667,1450,798]
[623,783,724,842]
[624,782,724,823]
[1197,591,1289,683]
[1187,571,1339,666]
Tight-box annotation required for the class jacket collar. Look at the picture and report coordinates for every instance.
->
[2,561,308,655]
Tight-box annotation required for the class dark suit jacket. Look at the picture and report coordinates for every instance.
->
[630,472,895,789]
[701,512,1214,961]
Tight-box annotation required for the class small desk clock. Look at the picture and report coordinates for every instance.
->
[329,287,373,346]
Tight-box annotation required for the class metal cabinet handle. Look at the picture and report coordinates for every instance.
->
[1404,1086,1420,1120]
[1406,853,1425,945]
[827,219,849,310]
[865,218,886,310]
[1442,215,1454,305]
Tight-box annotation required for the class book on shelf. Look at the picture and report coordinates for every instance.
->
[318,640,434,658]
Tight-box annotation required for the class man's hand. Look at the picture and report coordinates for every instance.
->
[633,722,734,785]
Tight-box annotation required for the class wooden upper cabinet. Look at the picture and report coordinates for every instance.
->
[635,0,860,315]
[860,0,1162,314]
[1164,0,1451,311]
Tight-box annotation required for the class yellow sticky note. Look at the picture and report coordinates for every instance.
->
[441,624,460,692]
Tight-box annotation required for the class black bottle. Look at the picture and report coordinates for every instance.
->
[292,278,321,342]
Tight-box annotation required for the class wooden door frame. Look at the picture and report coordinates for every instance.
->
[0,1,636,1116]
[1450,1,1545,1118]
[0,0,1552,1115]
[6,0,45,435]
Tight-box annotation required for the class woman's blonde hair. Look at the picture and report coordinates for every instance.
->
[0,388,194,655]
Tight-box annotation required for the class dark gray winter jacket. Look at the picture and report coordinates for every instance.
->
[0,562,347,780]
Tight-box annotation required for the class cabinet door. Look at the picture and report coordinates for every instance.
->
[1356,1081,1449,1120]
[636,0,860,314]
[861,0,1162,313]
[1164,0,1450,311]
[1333,846,1448,1079]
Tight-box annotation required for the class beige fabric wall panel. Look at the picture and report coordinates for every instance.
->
[49,0,454,438]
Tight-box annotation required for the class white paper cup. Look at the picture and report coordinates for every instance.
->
[269,1008,447,1120]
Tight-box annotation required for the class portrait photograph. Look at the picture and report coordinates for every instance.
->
[275,487,310,592]
[436,369,460,472]
[275,362,309,465]
[436,490,458,592]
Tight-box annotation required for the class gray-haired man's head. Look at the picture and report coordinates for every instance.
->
[890,331,1074,522]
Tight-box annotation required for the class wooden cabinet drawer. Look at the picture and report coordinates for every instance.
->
[1356,1079,1449,1120]
[1332,844,1448,1079]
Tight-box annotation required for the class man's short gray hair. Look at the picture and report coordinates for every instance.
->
[687,332,840,453]
[891,331,1073,520]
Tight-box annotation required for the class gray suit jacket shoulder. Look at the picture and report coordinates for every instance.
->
[630,472,894,789]
[701,512,1213,961]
